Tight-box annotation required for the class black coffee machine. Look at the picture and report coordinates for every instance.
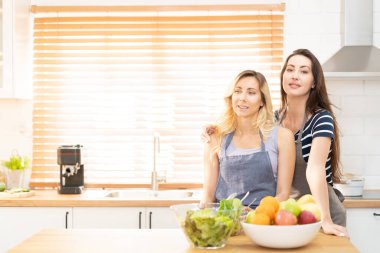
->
[57,145,84,194]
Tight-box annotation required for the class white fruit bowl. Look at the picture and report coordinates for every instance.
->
[241,221,322,249]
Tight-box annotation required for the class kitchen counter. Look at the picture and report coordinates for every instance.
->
[0,189,201,207]
[344,190,380,208]
[7,229,359,253]
[0,189,380,208]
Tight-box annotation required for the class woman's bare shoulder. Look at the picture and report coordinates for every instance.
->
[277,126,295,141]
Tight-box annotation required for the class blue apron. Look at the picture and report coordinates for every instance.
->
[214,131,276,208]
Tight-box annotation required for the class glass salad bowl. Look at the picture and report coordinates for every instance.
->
[170,203,239,249]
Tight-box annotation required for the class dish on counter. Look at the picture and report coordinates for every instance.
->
[242,221,322,249]
[335,173,365,197]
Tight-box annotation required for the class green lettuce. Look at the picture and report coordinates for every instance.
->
[183,208,234,248]
[218,198,242,236]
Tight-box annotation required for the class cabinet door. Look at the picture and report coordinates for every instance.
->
[146,207,179,229]
[0,0,31,98]
[347,208,380,253]
[0,207,72,253]
[73,207,145,229]
[0,0,13,96]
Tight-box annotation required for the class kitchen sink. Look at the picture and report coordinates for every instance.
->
[104,189,200,199]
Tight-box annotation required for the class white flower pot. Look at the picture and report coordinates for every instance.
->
[5,169,32,189]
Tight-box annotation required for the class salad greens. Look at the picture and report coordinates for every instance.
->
[184,208,234,248]
[182,198,242,248]
[219,198,243,236]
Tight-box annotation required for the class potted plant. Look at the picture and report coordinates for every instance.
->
[2,153,31,190]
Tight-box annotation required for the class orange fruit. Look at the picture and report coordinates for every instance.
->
[250,213,271,225]
[255,204,276,221]
[260,196,280,212]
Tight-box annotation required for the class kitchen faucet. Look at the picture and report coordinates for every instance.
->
[151,133,166,191]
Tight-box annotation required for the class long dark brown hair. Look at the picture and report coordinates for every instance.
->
[279,49,342,183]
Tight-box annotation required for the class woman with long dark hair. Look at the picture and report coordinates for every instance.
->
[276,49,347,236]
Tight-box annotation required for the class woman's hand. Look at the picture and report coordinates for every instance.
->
[201,124,216,143]
[321,221,349,237]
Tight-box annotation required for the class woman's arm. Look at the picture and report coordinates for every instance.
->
[307,137,348,237]
[201,135,219,205]
[276,127,296,201]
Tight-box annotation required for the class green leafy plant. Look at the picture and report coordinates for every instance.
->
[3,154,30,171]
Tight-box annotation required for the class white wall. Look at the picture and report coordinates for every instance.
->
[0,100,33,160]
[326,78,380,189]
[2,0,380,188]
[284,0,342,63]
[374,0,380,47]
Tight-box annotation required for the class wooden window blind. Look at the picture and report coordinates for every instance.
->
[31,4,285,188]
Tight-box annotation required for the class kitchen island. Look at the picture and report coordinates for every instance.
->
[8,229,359,253]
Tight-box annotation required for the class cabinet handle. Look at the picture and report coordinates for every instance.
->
[65,211,69,229]
[374,213,380,216]
[138,211,142,229]
[149,211,153,229]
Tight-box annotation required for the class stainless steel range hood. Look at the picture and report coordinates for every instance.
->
[322,0,380,77]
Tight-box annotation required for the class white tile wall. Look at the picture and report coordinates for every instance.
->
[327,78,380,189]
[284,0,342,63]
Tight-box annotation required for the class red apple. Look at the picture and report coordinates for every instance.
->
[274,210,297,225]
[300,203,321,221]
[298,210,317,224]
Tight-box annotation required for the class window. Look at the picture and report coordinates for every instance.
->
[31,4,284,188]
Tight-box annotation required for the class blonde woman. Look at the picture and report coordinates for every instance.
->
[201,70,295,208]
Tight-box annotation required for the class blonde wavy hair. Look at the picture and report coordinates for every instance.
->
[213,70,274,153]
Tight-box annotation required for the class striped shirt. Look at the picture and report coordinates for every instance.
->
[276,109,335,185]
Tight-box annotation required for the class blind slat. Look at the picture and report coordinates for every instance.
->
[32,4,285,13]
[34,15,284,23]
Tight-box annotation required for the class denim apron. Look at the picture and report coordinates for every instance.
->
[279,113,346,226]
[214,131,276,208]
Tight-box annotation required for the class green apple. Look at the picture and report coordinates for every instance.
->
[297,194,315,206]
[245,210,256,224]
[0,182,6,192]
[279,198,301,217]
[300,203,321,221]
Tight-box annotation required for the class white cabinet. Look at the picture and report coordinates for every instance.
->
[0,0,32,98]
[0,207,72,253]
[0,206,177,252]
[146,207,178,229]
[72,207,178,229]
[346,208,380,253]
[73,207,146,229]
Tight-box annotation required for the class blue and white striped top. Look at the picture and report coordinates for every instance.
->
[294,109,335,185]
